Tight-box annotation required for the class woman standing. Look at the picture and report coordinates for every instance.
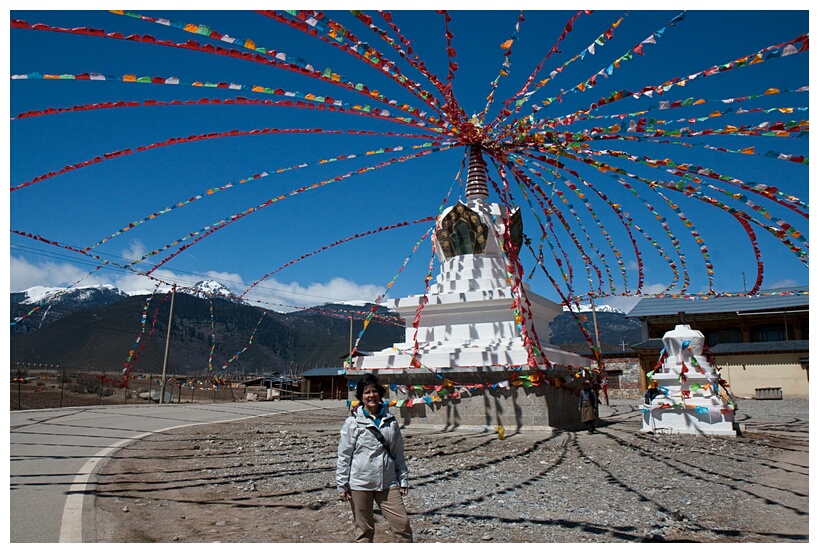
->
[336,373,413,543]
[578,379,598,434]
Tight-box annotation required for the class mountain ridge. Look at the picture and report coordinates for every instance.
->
[11,283,643,374]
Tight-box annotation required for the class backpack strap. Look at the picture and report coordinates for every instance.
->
[366,426,395,461]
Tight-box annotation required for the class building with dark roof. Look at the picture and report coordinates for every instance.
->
[300,366,350,400]
[627,288,809,398]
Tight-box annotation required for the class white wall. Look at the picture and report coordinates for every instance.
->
[717,353,808,398]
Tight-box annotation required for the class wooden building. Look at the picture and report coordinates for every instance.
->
[627,287,809,398]
[300,367,350,400]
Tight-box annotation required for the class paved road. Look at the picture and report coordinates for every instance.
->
[9,400,346,543]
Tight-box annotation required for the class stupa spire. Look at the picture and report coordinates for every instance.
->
[465,145,489,200]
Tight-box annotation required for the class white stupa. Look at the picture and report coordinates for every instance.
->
[348,146,590,430]
[354,145,588,374]
[642,324,737,436]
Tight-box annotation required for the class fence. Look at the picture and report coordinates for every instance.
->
[266,387,324,400]
[9,365,306,411]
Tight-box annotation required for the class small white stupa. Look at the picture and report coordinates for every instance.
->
[348,145,590,431]
[642,324,737,436]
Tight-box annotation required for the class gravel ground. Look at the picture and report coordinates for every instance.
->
[91,397,809,543]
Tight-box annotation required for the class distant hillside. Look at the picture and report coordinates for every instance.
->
[10,284,642,374]
[10,293,404,375]
[549,311,643,351]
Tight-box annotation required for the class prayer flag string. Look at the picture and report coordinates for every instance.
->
[346,226,434,368]
[132,146,453,275]
[105,10,443,127]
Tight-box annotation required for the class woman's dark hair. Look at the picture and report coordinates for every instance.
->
[355,373,386,402]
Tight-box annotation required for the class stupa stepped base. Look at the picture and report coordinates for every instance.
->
[357,341,588,372]
[347,365,585,433]
[641,406,737,436]
[351,333,591,432]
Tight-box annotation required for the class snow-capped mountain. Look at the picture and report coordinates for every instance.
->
[10,279,242,315]
[562,303,625,314]
[13,284,127,305]
[11,284,130,337]
[183,280,240,302]
[11,280,241,338]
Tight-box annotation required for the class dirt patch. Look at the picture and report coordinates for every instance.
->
[91,409,354,543]
[89,404,809,543]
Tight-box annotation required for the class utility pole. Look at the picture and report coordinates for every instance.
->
[160,283,176,404]
[347,315,354,370]
[59,365,65,408]
[589,296,601,353]
[16,364,22,411]
[589,296,608,406]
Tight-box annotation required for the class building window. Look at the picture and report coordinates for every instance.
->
[605,372,621,389]
[752,325,786,342]
[705,328,741,346]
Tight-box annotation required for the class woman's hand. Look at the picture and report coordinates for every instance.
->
[400,487,408,496]
[339,490,351,501]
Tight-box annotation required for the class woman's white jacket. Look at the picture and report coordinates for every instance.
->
[336,405,409,492]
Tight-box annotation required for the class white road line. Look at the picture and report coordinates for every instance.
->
[59,405,325,542]
[60,433,151,542]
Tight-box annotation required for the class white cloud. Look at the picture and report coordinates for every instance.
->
[119,240,147,263]
[10,255,385,310]
[242,277,384,311]
[766,278,800,290]
[589,282,669,314]
[10,256,110,291]
[204,270,245,284]
[639,282,669,296]
[596,295,642,313]
[111,270,172,295]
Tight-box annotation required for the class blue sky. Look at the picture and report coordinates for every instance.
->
[7,7,811,313]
